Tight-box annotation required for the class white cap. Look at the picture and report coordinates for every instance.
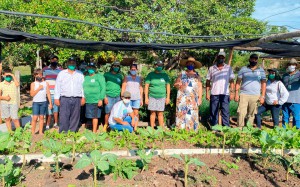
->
[218,51,226,57]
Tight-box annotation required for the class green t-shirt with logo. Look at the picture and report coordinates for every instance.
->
[104,72,123,97]
[83,74,106,104]
[145,71,170,98]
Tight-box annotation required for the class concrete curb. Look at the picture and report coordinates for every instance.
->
[1,148,299,163]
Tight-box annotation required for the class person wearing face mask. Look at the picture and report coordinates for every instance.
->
[121,64,143,128]
[174,57,202,130]
[103,61,123,132]
[145,60,170,128]
[54,57,85,133]
[0,68,20,132]
[43,55,63,130]
[108,91,137,132]
[30,69,52,135]
[281,58,300,128]
[83,63,106,133]
[206,52,235,128]
[255,69,289,129]
[235,54,267,127]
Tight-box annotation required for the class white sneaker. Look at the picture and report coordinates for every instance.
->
[46,125,50,130]
[53,123,58,129]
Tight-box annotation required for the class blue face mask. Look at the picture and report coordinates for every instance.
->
[68,65,76,71]
[187,65,194,70]
[130,70,136,75]
[88,69,95,75]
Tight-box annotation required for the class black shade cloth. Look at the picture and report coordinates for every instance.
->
[0,28,257,51]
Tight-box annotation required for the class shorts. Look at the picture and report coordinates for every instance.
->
[32,101,48,116]
[130,99,140,109]
[1,103,19,119]
[148,97,166,112]
[105,96,120,114]
[47,96,59,115]
[85,104,102,119]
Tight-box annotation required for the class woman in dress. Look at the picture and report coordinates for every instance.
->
[174,57,202,130]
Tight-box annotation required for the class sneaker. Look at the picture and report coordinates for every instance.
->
[53,123,58,129]
[46,125,50,130]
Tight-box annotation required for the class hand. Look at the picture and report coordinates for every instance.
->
[49,104,53,109]
[140,100,143,106]
[98,100,103,107]
[104,97,108,105]
[206,94,210,101]
[122,121,130,126]
[198,97,202,106]
[5,95,11,101]
[145,98,149,105]
[81,98,86,106]
[273,100,278,105]
[174,82,182,89]
[234,94,239,102]
[54,99,60,106]
[165,98,170,105]
[39,84,44,90]
[260,97,265,105]
[230,93,235,101]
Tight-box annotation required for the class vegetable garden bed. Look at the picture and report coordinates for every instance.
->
[1,124,300,186]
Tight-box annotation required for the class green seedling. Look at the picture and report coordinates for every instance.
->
[136,150,154,172]
[42,138,72,178]
[259,131,280,168]
[275,153,300,181]
[137,127,160,149]
[172,154,205,187]
[156,126,172,158]
[274,127,296,156]
[84,130,114,151]
[0,156,21,187]
[110,158,139,181]
[212,125,239,156]
[242,123,261,155]
[65,131,85,164]
[75,150,117,187]
[219,159,239,175]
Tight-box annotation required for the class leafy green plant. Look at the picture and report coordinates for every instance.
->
[75,150,117,187]
[242,123,261,154]
[219,159,239,175]
[84,130,114,151]
[65,131,85,164]
[274,126,297,156]
[172,154,205,187]
[137,127,160,149]
[275,153,300,181]
[259,131,280,168]
[0,156,22,187]
[110,158,139,181]
[42,138,72,178]
[17,107,32,117]
[136,150,154,172]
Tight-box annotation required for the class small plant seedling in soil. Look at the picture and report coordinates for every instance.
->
[172,154,205,187]
[110,158,139,181]
[219,159,239,175]
[136,150,154,172]
[275,153,300,181]
[75,150,117,187]
[0,156,22,187]
[42,138,72,178]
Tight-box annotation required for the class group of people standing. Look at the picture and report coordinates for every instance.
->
[0,53,299,134]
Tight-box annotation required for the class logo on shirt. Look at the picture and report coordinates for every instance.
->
[117,78,121,83]
[91,79,95,83]
[160,78,165,82]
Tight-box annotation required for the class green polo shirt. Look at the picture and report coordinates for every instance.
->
[104,72,123,97]
[145,71,170,98]
[83,74,106,104]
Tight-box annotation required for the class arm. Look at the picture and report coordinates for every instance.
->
[144,83,149,105]
[235,78,242,102]
[205,80,210,101]
[10,73,19,87]
[139,77,143,106]
[198,80,203,106]
[173,75,182,89]
[46,82,53,109]
[229,79,235,100]
[30,82,43,97]
[121,76,127,96]
[260,80,266,104]
[129,112,137,127]
[165,84,170,104]
[278,82,289,105]
[54,72,62,106]
[98,75,106,107]
[0,89,9,101]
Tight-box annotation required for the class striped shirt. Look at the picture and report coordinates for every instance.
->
[42,66,63,95]
[206,64,235,95]
[0,81,18,104]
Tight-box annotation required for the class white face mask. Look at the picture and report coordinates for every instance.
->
[288,65,296,72]
[123,99,130,104]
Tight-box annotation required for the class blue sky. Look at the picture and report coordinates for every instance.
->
[252,0,300,31]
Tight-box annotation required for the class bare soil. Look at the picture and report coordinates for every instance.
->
[20,154,300,187]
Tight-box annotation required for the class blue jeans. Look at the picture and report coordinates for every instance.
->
[32,101,48,116]
[282,103,300,128]
[105,96,120,114]
[109,116,133,132]
[255,104,281,128]
[210,95,230,126]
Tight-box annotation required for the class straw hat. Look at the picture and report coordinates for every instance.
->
[179,57,202,69]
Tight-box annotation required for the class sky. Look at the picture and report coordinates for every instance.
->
[252,0,300,31]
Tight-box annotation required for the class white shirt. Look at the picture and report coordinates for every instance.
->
[206,64,235,95]
[33,81,47,102]
[265,80,289,105]
[54,69,84,99]
[108,100,133,125]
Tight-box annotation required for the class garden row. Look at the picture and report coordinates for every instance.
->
[1,124,300,186]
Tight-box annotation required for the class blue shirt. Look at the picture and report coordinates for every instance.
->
[54,69,84,99]
[282,71,300,104]
[238,66,266,95]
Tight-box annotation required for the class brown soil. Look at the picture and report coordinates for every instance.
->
[20,154,300,187]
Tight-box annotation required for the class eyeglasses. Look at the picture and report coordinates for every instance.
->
[124,97,131,99]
